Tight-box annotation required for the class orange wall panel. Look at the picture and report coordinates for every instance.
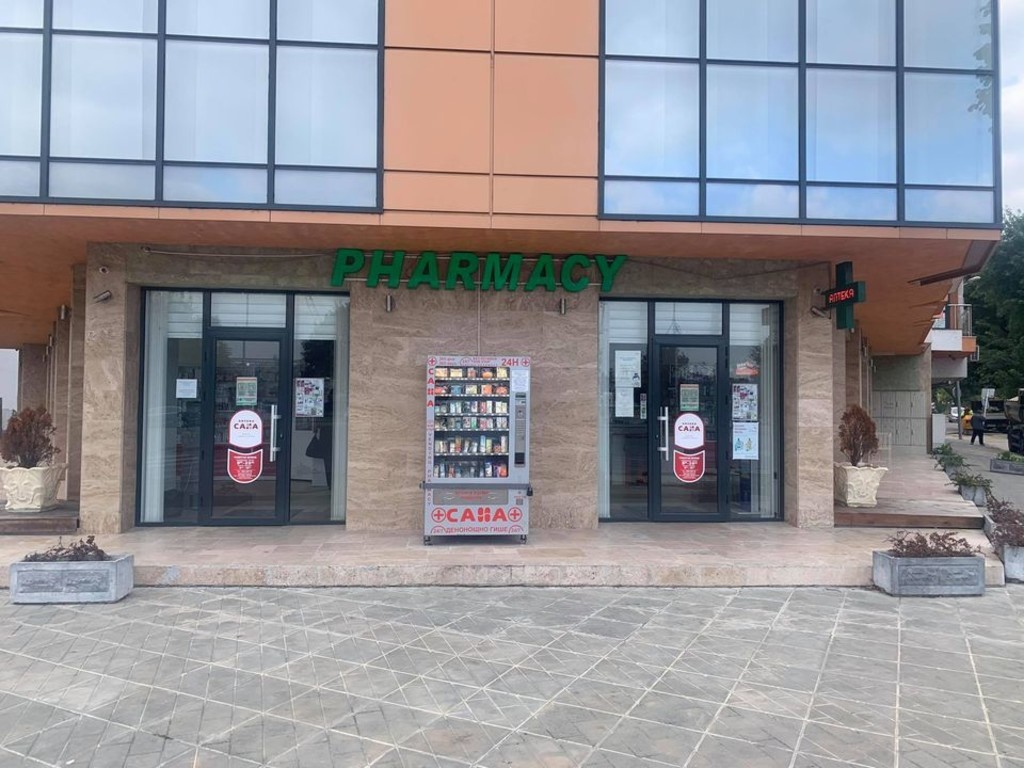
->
[494,0,599,55]
[385,172,490,213]
[493,176,597,216]
[384,50,492,174]
[385,0,492,51]
[493,55,599,178]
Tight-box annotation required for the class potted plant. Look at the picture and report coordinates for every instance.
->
[934,450,967,476]
[946,470,992,508]
[0,407,66,511]
[873,530,985,596]
[10,535,133,604]
[984,496,1018,538]
[990,451,1024,477]
[834,404,888,507]
[990,512,1024,582]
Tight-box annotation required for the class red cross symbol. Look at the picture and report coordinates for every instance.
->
[431,508,446,522]
[508,508,522,522]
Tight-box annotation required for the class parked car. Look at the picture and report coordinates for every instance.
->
[948,406,963,423]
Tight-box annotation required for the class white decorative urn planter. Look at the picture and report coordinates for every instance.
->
[0,465,67,511]
[833,463,888,507]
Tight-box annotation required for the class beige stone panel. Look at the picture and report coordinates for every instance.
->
[17,344,47,410]
[833,329,847,463]
[608,257,801,300]
[494,0,599,55]
[64,265,85,501]
[386,0,492,51]
[385,50,491,174]
[385,172,491,213]
[492,176,598,216]
[51,312,70,498]
[845,328,865,409]
[493,55,598,177]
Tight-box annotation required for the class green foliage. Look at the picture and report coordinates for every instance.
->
[838,405,879,467]
[932,443,955,457]
[964,211,1024,399]
[0,407,58,469]
[997,451,1024,463]
[935,452,967,472]
[947,470,993,492]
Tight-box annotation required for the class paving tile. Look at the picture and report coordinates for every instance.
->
[899,683,987,722]
[519,702,621,746]
[727,682,811,719]
[899,664,979,695]
[0,697,80,747]
[599,717,702,765]
[576,618,642,640]
[522,647,602,677]
[371,746,471,768]
[426,655,512,688]
[685,734,793,768]
[398,716,508,764]
[652,669,734,703]
[815,671,896,706]
[202,714,321,764]
[268,687,371,730]
[478,730,592,768]
[581,749,675,768]
[268,729,392,767]
[489,666,574,699]
[799,722,895,768]
[332,701,440,746]
[546,631,623,657]
[670,650,747,680]
[629,691,719,731]
[808,694,896,736]
[447,688,543,728]
[709,706,804,751]
[897,739,998,768]
[554,679,646,715]
[581,657,662,690]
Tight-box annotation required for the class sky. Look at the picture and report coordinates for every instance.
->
[1001,0,1024,212]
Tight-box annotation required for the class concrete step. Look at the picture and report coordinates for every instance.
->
[0,508,79,536]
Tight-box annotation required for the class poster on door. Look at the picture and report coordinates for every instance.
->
[673,413,706,483]
[731,383,758,421]
[679,384,700,411]
[228,409,263,449]
[733,421,759,460]
[236,377,258,406]
[294,378,325,417]
[227,448,263,484]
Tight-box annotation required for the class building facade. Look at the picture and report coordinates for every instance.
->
[0,0,1002,533]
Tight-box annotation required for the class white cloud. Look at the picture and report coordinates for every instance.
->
[1001,0,1024,213]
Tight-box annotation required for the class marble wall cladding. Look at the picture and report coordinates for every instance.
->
[871,353,930,449]
[16,344,47,410]
[783,264,835,528]
[845,327,865,410]
[833,329,847,464]
[607,257,802,299]
[65,265,86,502]
[52,314,70,497]
[80,248,132,534]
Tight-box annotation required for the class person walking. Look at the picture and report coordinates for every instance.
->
[970,409,987,446]
[961,407,973,438]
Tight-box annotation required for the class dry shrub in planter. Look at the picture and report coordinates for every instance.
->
[887,530,981,558]
[10,535,133,604]
[23,535,108,562]
[839,404,879,467]
[834,405,887,507]
[0,407,58,468]
[873,530,985,596]
[986,501,1024,581]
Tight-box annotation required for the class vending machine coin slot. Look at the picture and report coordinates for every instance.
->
[514,393,527,466]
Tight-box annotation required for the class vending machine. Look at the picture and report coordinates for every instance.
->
[423,355,532,544]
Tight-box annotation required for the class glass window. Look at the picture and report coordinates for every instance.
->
[905,0,992,70]
[604,0,699,58]
[50,162,154,199]
[603,180,698,217]
[0,160,38,195]
[806,69,895,183]
[164,41,268,164]
[211,292,286,327]
[905,189,994,223]
[806,0,894,65]
[905,73,993,186]
[53,0,157,33]
[0,0,43,27]
[163,166,267,204]
[706,183,799,218]
[274,170,376,207]
[655,303,723,335]
[706,0,798,62]
[807,186,897,220]
[277,0,378,44]
[0,33,42,156]
[275,47,377,168]
[50,36,157,160]
[728,303,780,519]
[291,295,350,523]
[604,61,699,178]
[707,66,798,180]
[167,0,269,39]
[140,291,203,524]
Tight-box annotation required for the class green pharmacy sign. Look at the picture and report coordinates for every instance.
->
[331,249,627,292]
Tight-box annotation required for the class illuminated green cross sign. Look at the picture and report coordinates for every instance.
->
[330,249,628,293]
[824,261,866,330]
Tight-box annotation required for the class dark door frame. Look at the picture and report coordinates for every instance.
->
[649,335,729,522]
[199,326,294,526]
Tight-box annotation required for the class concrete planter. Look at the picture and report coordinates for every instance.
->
[872,551,985,597]
[990,458,1024,476]
[1002,546,1024,582]
[9,554,134,604]
[0,465,67,511]
[984,515,997,539]
[959,485,988,507]
[833,463,888,507]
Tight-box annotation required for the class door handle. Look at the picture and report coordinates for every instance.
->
[658,407,670,461]
[270,404,281,462]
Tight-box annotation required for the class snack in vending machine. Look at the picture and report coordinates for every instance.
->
[486,437,494,453]
[500,435,508,453]
[496,385,509,395]
[485,462,493,477]
[497,367,508,378]
[451,368,463,379]
[478,435,486,453]
[498,463,508,477]
[481,384,493,395]
[468,367,477,378]
[482,369,494,379]
[436,367,448,378]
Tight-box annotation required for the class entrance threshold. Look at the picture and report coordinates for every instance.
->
[0,523,1002,589]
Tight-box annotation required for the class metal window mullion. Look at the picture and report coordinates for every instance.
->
[597,0,606,216]
[698,0,707,217]
[991,0,1002,223]
[798,0,807,218]
[375,0,384,210]
[267,0,277,206]
[39,0,52,197]
[155,0,166,202]
[896,0,906,222]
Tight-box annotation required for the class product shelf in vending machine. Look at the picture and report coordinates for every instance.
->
[422,355,532,544]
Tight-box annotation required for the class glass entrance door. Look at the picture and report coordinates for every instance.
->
[651,340,726,521]
[201,333,288,524]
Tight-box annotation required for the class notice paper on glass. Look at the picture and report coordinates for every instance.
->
[236,377,258,406]
[615,350,642,387]
[679,383,700,411]
[615,387,635,418]
[510,369,530,393]
[295,378,325,417]
[733,422,759,460]
[732,383,758,421]
[175,379,198,399]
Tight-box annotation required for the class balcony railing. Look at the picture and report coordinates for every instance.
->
[932,303,973,336]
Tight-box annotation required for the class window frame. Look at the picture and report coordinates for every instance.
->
[0,0,384,212]
[598,0,1002,228]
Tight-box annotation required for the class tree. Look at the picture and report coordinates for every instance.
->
[964,211,1024,399]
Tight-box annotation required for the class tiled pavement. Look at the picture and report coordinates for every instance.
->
[1,586,1023,768]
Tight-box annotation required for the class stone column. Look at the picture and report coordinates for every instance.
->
[17,344,47,411]
[52,310,71,498]
[845,326,864,409]
[783,264,835,527]
[79,249,137,533]
[65,265,86,501]
[833,327,848,464]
